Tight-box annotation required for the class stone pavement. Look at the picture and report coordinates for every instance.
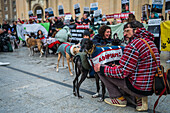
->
[0,47,170,113]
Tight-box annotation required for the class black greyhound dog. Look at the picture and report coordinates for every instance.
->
[73,39,123,101]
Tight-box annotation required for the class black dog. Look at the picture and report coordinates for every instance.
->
[73,53,105,101]
[73,39,123,101]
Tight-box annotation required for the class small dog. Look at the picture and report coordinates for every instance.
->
[73,39,124,101]
[56,42,80,76]
[25,35,44,57]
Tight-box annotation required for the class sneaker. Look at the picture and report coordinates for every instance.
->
[136,96,148,111]
[104,97,127,107]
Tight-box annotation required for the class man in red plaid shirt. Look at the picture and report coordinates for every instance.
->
[94,21,160,111]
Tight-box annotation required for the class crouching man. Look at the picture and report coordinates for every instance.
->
[94,21,160,111]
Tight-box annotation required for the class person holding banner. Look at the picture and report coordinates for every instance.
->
[94,21,160,111]
[92,25,113,46]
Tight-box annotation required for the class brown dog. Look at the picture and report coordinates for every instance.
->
[25,35,44,57]
[56,43,80,76]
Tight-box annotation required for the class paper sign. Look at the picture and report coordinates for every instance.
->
[90,2,98,11]
[58,5,64,16]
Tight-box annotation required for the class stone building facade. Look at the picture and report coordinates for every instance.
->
[0,0,17,23]
[16,0,167,22]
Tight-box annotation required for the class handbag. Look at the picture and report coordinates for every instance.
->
[140,38,170,113]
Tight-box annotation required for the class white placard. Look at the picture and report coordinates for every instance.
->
[74,3,80,9]
[58,5,64,10]
[84,7,90,12]
[94,9,102,17]
[148,19,161,25]
[36,10,42,14]
[28,10,33,15]
[152,0,164,4]
[90,2,98,11]
[65,15,72,20]
[121,0,129,4]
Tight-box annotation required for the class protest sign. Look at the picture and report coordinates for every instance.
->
[151,0,163,14]
[121,0,130,13]
[36,10,42,20]
[48,7,54,18]
[94,9,102,17]
[28,10,33,17]
[142,4,151,21]
[148,19,161,37]
[165,0,170,13]
[45,8,49,18]
[84,7,90,16]
[58,5,64,16]
[90,2,98,11]
[74,3,81,16]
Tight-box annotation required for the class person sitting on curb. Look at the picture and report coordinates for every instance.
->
[94,21,160,111]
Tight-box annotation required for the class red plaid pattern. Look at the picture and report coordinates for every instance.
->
[103,28,160,91]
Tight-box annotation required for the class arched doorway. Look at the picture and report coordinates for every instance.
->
[33,4,44,20]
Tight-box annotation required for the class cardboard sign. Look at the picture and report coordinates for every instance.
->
[74,3,81,16]
[90,2,98,11]
[58,5,64,16]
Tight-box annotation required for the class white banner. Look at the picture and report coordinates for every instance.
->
[16,24,48,41]
[89,48,123,66]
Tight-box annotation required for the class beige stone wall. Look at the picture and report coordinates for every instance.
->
[16,0,167,21]
[0,0,2,23]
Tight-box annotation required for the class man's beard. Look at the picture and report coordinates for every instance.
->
[124,36,132,45]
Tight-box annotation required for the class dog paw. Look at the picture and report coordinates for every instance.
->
[56,69,59,72]
[70,73,73,76]
[92,93,99,98]
[73,92,76,96]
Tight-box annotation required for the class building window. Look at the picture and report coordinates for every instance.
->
[4,0,7,4]
[14,7,16,12]
[14,15,16,20]
[5,14,8,20]
[13,1,16,5]
[4,7,8,11]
